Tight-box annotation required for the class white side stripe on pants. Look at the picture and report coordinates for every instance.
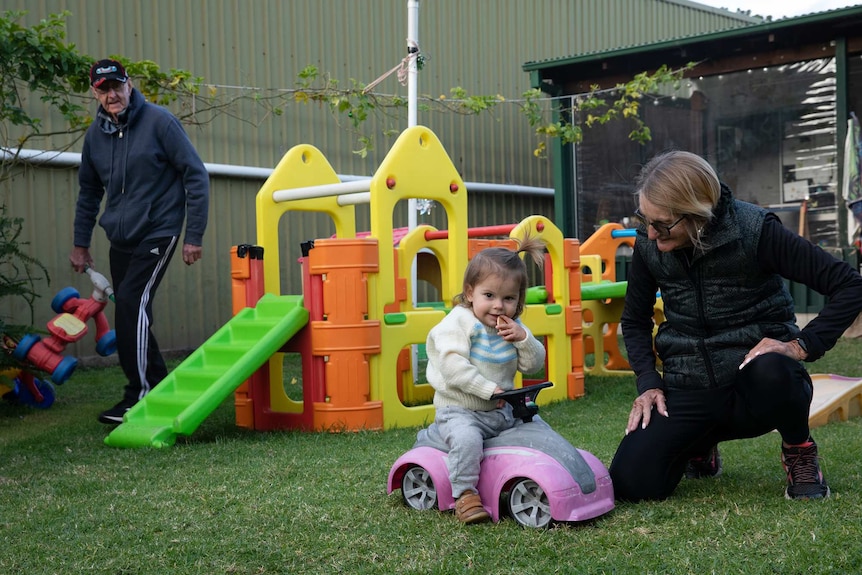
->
[136,236,177,400]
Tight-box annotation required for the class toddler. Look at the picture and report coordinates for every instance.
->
[425,234,546,523]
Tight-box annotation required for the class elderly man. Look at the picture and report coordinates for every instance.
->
[70,58,210,424]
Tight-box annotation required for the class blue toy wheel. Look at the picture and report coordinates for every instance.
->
[96,330,117,356]
[51,287,80,313]
[11,333,41,361]
[16,377,55,409]
[51,356,78,385]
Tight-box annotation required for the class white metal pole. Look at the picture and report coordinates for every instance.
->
[407,0,419,129]
[407,0,421,382]
[407,0,419,231]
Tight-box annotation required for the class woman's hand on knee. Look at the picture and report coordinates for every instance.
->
[739,337,805,370]
[626,388,668,435]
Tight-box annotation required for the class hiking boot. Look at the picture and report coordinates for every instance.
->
[98,398,136,425]
[782,438,830,500]
[454,490,490,524]
[685,444,722,479]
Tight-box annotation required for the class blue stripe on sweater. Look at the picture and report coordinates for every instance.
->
[469,330,517,364]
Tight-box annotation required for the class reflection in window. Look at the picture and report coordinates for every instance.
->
[573,57,841,247]
[702,58,837,245]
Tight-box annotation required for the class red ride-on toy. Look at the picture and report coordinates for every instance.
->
[12,268,116,385]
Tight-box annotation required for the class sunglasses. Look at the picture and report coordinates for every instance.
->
[633,208,686,236]
[94,81,127,94]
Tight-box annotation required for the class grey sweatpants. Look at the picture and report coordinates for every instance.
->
[435,404,516,498]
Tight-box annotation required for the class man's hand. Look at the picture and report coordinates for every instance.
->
[69,246,94,273]
[182,243,203,266]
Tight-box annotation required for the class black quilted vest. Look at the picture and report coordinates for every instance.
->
[636,186,797,390]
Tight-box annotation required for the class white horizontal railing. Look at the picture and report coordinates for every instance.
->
[2,147,553,198]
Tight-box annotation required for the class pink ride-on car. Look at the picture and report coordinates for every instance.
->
[387,382,615,528]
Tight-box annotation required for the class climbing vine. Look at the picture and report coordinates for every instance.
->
[1,10,696,161]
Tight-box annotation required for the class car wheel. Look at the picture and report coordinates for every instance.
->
[508,478,552,528]
[401,465,437,510]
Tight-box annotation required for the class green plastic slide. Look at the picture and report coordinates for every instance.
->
[104,294,309,448]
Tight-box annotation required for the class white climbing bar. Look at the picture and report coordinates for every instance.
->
[271,179,370,203]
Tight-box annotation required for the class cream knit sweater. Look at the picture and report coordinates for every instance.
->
[425,305,546,411]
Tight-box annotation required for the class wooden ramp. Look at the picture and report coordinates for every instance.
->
[809,374,862,429]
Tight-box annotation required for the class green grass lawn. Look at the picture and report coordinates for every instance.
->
[1,339,861,575]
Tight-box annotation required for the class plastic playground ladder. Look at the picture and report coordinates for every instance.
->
[104,294,308,448]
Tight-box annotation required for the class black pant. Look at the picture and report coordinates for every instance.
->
[109,236,177,403]
[609,352,813,501]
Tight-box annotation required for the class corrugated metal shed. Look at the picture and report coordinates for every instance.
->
[0,0,756,357]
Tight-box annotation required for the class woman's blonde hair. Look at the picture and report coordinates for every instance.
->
[454,234,545,319]
[636,150,720,251]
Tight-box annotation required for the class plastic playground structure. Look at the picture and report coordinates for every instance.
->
[101,124,861,448]
[105,125,617,447]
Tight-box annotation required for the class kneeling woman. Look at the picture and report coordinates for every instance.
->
[610,150,862,502]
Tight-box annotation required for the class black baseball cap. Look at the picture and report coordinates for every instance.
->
[90,59,128,88]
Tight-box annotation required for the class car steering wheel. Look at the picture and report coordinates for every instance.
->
[491,381,554,422]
